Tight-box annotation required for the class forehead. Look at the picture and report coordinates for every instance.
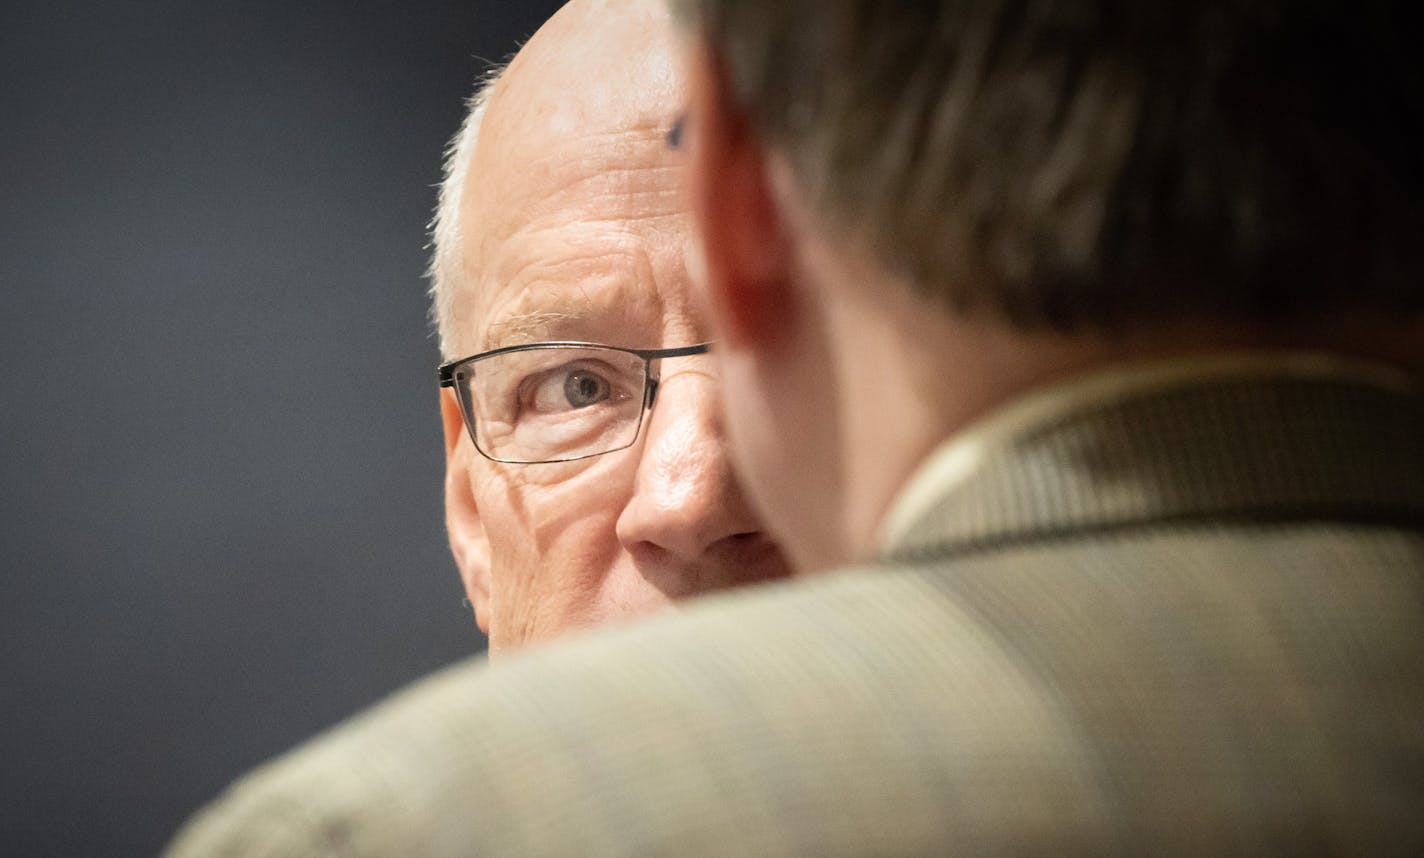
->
[466,127,691,352]
[451,5,690,353]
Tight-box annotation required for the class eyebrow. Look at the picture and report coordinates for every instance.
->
[480,309,581,352]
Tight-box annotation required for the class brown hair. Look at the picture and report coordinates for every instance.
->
[676,1,1422,330]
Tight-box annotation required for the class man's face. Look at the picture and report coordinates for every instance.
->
[440,1,792,654]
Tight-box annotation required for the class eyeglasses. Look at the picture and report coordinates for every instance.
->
[437,342,711,464]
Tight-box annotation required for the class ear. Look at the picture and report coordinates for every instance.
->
[684,38,793,349]
[440,389,492,634]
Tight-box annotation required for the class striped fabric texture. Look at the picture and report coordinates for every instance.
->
[167,376,1424,856]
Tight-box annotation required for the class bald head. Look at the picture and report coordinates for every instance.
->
[430,0,685,358]
[434,1,790,652]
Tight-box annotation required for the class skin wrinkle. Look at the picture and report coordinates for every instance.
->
[465,194,684,356]
[637,371,723,515]
[481,137,682,234]
[449,147,684,357]
[443,0,790,654]
[509,174,684,239]
[474,188,679,354]
[480,311,578,353]
[481,250,666,354]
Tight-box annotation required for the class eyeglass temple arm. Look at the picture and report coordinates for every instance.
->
[638,342,712,408]
[628,342,711,360]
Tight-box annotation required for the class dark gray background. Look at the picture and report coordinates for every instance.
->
[2,1,563,854]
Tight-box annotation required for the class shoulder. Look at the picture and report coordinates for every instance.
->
[167,567,1108,856]
[166,532,1424,855]
[163,657,491,857]
[465,566,1120,853]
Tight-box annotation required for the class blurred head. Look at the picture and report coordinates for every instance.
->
[429,0,791,654]
[674,0,1424,569]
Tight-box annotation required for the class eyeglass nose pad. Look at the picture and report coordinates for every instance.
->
[644,376,660,409]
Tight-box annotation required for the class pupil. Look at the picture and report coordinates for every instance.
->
[564,372,604,407]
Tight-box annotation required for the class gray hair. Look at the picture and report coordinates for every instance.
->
[675,0,1423,330]
[428,66,504,360]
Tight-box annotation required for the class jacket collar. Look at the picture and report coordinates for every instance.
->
[881,353,1424,562]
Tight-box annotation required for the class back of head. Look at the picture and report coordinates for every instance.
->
[676,0,1423,330]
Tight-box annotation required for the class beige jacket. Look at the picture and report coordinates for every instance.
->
[168,371,1424,855]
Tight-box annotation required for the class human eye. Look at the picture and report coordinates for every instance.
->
[521,359,637,415]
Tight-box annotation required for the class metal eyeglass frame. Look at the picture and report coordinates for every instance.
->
[437,341,711,464]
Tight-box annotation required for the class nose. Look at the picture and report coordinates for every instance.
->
[614,368,768,569]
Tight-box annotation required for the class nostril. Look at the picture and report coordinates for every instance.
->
[715,530,779,560]
[716,531,761,549]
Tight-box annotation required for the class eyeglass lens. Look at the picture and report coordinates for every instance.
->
[454,346,649,463]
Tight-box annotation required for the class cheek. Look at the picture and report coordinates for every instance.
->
[472,460,635,635]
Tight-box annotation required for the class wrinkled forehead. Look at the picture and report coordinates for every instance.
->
[455,3,687,346]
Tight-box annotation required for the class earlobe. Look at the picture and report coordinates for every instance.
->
[684,39,794,350]
[440,390,492,633]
